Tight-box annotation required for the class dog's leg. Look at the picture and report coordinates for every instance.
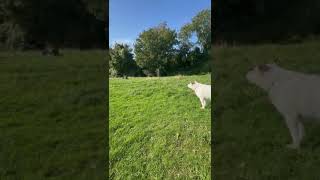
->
[297,120,305,145]
[284,115,300,149]
[202,100,207,109]
[200,98,205,109]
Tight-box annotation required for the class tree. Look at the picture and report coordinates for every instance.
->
[175,42,191,68]
[134,22,178,76]
[188,46,203,66]
[81,0,105,21]
[0,0,106,49]
[81,0,107,42]
[109,43,136,78]
[214,0,320,44]
[0,0,25,49]
[179,9,211,53]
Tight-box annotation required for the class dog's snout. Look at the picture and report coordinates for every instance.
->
[245,71,253,81]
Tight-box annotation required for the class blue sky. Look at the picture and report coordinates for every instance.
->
[109,0,211,47]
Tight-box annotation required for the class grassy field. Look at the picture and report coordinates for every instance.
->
[214,41,320,179]
[0,50,107,179]
[109,74,211,179]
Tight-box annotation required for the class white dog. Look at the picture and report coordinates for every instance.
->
[187,81,211,109]
[246,63,320,149]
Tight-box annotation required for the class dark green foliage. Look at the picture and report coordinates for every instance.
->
[0,22,25,50]
[109,43,140,77]
[214,0,320,44]
[188,47,203,66]
[81,0,105,21]
[174,43,191,68]
[134,22,178,76]
[179,9,211,54]
[0,0,106,49]
[0,1,25,49]
[165,9,212,75]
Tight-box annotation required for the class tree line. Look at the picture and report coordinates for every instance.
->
[0,0,106,50]
[214,0,320,44]
[109,9,211,78]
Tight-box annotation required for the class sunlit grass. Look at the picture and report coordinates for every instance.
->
[109,74,211,179]
[0,50,107,179]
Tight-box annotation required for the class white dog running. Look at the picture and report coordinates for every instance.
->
[188,81,211,109]
[246,63,320,149]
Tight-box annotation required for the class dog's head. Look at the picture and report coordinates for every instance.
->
[246,63,278,90]
[187,81,199,90]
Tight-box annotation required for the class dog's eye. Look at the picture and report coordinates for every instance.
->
[258,64,271,72]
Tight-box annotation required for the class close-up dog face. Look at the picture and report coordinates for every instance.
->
[246,64,272,87]
[187,82,196,90]
[188,81,199,90]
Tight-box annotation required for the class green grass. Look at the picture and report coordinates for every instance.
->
[0,50,107,179]
[109,74,211,179]
[214,41,320,179]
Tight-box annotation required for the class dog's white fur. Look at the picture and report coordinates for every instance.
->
[246,63,320,149]
[188,81,211,109]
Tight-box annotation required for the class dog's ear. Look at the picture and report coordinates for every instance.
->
[248,65,254,71]
[257,64,271,72]
[194,81,198,83]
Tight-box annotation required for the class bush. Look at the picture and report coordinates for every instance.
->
[0,22,25,50]
[134,22,178,75]
[109,67,118,78]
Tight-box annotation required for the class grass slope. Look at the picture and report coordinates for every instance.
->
[109,74,211,179]
[0,50,107,179]
[214,41,320,179]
